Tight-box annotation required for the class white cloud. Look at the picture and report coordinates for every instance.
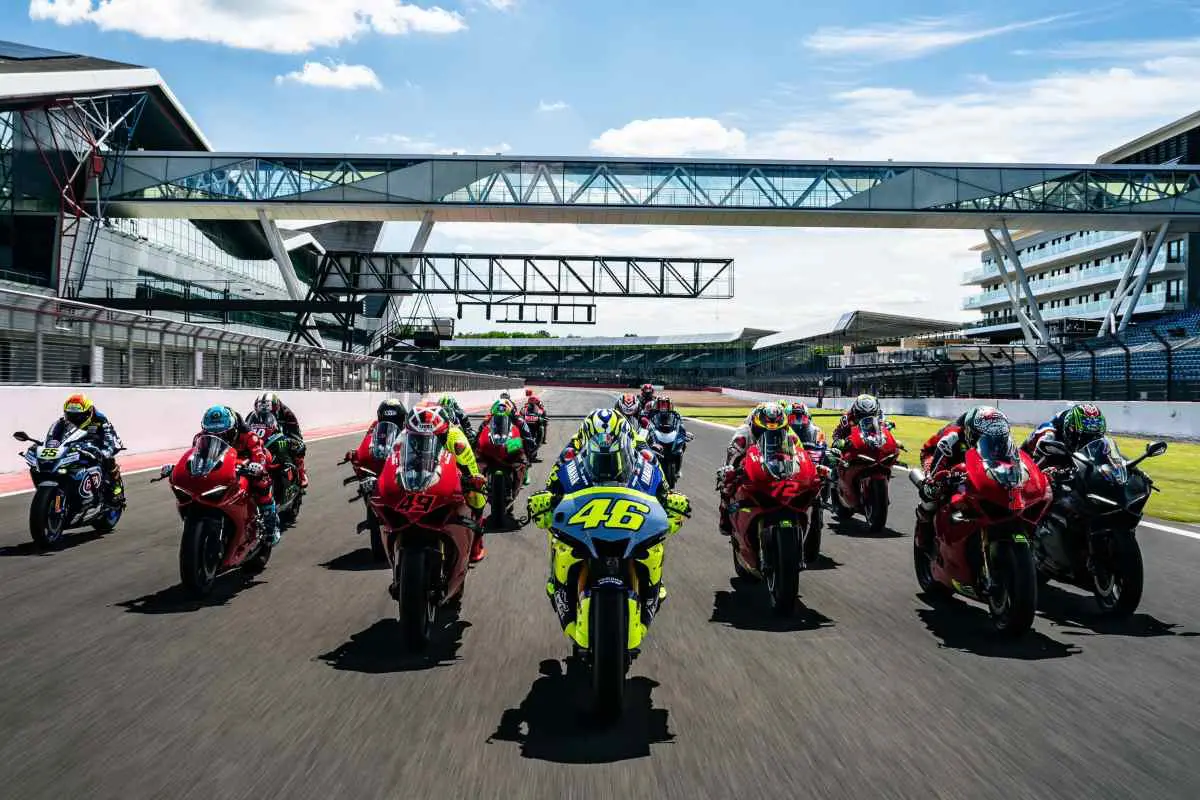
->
[481,0,516,9]
[275,62,382,90]
[804,14,1074,61]
[28,0,466,54]
[538,100,570,112]
[1018,37,1200,61]
[590,117,747,156]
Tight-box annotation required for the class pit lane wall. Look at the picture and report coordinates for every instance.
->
[718,389,1200,440]
[0,386,519,474]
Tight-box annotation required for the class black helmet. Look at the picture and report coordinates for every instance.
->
[377,398,407,424]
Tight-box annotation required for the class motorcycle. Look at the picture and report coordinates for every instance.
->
[722,436,823,615]
[475,415,529,531]
[522,403,548,448]
[543,446,675,721]
[908,442,1052,636]
[338,421,399,562]
[1032,437,1167,616]
[247,412,304,526]
[155,435,273,597]
[647,418,693,488]
[831,416,900,532]
[12,426,125,548]
[800,436,829,547]
[368,428,476,650]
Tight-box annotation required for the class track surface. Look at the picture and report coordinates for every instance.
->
[1,389,1197,800]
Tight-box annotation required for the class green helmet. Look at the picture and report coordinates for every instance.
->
[438,393,458,412]
[489,399,509,417]
[1062,403,1106,451]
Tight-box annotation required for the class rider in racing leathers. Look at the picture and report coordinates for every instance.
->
[647,395,689,476]
[831,393,883,450]
[614,392,643,428]
[717,402,802,535]
[51,393,126,506]
[1021,402,1108,470]
[199,405,279,544]
[788,401,825,449]
[252,392,307,489]
[638,383,657,415]
[476,399,532,487]
[436,394,475,441]
[914,406,1014,554]
[342,398,407,465]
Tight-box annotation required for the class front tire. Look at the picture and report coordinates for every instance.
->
[180,516,224,597]
[988,541,1037,637]
[864,480,889,533]
[914,538,950,598]
[804,508,823,564]
[591,586,628,723]
[489,471,509,530]
[92,505,123,532]
[367,508,386,562]
[764,524,799,616]
[29,485,68,548]
[398,548,436,650]
[1092,532,1144,616]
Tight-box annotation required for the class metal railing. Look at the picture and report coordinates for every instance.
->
[0,287,514,393]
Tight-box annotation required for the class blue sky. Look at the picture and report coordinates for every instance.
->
[11,0,1200,334]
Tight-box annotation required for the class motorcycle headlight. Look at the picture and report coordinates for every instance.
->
[200,484,230,500]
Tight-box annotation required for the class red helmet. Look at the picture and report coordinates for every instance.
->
[405,406,449,438]
[655,396,672,414]
[615,393,639,416]
[525,387,535,397]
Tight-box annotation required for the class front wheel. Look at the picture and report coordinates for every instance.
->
[864,479,889,533]
[1092,532,1144,616]
[367,507,386,562]
[591,586,628,723]
[988,540,1037,637]
[398,547,436,650]
[662,458,678,488]
[488,471,510,530]
[804,508,823,564]
[764,524,799,616]
[29,485,69,548]
[914,538,950,598]
[180,515,225,597]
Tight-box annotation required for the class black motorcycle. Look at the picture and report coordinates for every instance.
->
[1034,437,1167,616]
[647,419,693,488]
[13,426,125,547]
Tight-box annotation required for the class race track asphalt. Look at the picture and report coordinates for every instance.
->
[0,388,1197,800]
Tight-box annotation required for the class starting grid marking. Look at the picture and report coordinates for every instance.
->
[683,416,1200,543]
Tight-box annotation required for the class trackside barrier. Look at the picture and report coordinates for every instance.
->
[717,388,1200,441]
[0,386,522,475]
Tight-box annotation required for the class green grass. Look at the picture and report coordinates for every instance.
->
[678,405,1200,524]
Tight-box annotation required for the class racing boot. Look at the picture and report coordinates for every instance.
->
[470,532,488,564]
[105,464,127,508]
[261,502,281,546]
[297,456,309,489]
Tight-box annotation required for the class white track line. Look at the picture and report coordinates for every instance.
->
[684,415,1200,543]
[0,429,362,500]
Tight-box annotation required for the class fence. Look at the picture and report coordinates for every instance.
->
[0,287,513,394]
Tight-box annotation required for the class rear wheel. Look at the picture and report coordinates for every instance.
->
[764,524,799,616]
[864,480,889,532]
[180,516,224,597]
[398,548,436,650]
[591,586,628,723]
[29,485,69,548]
[1092,532,1144,616]
[988,541,1037,636]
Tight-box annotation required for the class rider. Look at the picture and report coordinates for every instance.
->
[476,399,532,486]
[563,407,651,462]
[915,406,1014,554]
[788,401,825,449]
[521,387,549,444]
[717,402,800,535]
[638,382,657,415]
[831,393,883,450]
[647,396,689,474]
[252,392,307,489]
[1021,403,1108,469]
[343,398,407,464]
[499,392,538,460]
[437,394,475,441]
[614,392,643,427]
[199,405,279,545]
[405,406,489,563]
[53,393,125,506]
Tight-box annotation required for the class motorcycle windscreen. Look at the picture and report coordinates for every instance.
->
[370,420,401,461]
[653,413,679,435]
[858,416,885,448]
[188,435,232,477]
[975,435,1024,488]
[397,430,443,492]
[759,428,799,480]
[45,420,81,447]
[582,431,635,484]
[488,414,515,447]
[1078,436,1128,485]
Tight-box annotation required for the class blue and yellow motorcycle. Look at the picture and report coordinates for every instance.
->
[529,436,687,722]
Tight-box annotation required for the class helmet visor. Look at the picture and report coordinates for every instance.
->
[583,433,632,483]
[759,428,798,479]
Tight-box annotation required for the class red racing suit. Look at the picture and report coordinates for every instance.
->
[200,420,273,508]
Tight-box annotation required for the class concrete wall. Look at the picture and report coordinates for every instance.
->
[719,388,1197,440]
[0,386,517,473]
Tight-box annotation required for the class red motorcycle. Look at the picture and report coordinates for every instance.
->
[521,402,548,449]
[155,435,272,597]
[339,421,399,561]
[723,436,823,615]
[830,416,900,532]
[909,443,1052,636]
[369,428,476,649]
[475,416,529,531]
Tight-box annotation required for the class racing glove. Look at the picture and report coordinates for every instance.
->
[241,461,265,477]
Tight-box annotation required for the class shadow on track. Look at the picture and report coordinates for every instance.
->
[710,577,836,633]
[829,516,905,539]
[1038,584,1199,639]
[317,613,468,673]
[319,548,387,572]
[117,575,264,614]
[0,530,110,557]
[488,658,673,763]
[916,596,1081,660]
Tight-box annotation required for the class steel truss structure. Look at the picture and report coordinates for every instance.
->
[19,92,148,295]
[108,154,1200,229]
[0,111,13,216]
[287,252,734,351]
